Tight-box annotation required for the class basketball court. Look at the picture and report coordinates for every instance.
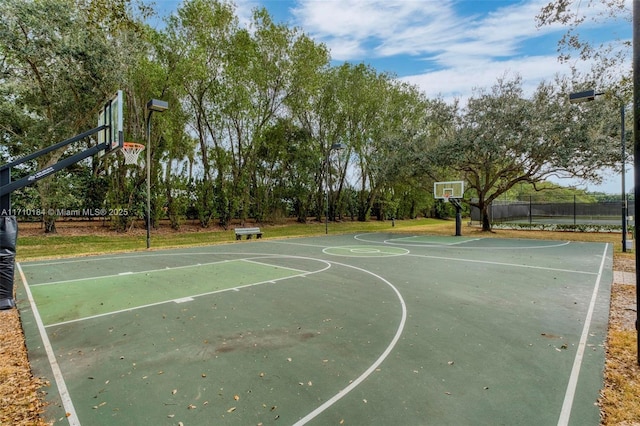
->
[16,232,612,425]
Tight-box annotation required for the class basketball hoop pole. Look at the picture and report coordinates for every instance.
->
[434,181,464,237]
[449,198,463,236]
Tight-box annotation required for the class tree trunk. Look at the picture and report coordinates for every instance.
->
[481,204,492,232]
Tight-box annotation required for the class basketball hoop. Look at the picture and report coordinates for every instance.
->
[443,194,450,203]
[121,142,145,165]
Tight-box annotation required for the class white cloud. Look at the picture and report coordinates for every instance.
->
[291,0,462,60]
[400,54,576,103]
[288,0,628,106]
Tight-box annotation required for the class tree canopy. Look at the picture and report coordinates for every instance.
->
[0,0,628,232]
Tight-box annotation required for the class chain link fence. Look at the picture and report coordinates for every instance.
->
[470,195,634,227]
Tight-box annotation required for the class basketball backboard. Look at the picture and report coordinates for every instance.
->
[98,90,123,152]
[434,181,464,200]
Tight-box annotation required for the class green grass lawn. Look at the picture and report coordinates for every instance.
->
[15,218,447,260]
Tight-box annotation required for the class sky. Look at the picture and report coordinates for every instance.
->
[152,0,633,193]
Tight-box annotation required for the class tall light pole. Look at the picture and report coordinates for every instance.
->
[146,99,168,249]
[569,90,629,252]
[633,0,639,365]
[325,143,346,234]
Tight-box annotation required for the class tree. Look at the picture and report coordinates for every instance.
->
[0,0,141,232]
[162,0,238,228]
[437,75,620,231]
[536,0,631,91]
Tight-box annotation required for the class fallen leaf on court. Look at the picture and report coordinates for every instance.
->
[484,386,489,390]
[227,406,236,413]
[307,381,312,386]
[447,361,454,365]
[188,404,196,409]
[201,373,207,378]
[259,372,265,377]
[178,422,184,426]
[445,392,451,395]
[363,399,368,403]
[234,395,240,401]
[339,419,344,424]
[204,401,209,405]
[172,389,178,395]
[287,357,292,362]
[167,414,175,418]
[271,405,277,411]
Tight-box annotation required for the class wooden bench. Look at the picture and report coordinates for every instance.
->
[234,227,262,240]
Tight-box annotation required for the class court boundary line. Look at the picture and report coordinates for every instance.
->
[354,232,572,250]
[44,258,332,328]
[557,243,609,426]
[384,235,482,246]
[406,253,598,275]
[293,260,407,425]
[240,258,312,274]
[16,252,216,267]
[30,258,238,287]
[17,262,81,426]
[29,255,309,287]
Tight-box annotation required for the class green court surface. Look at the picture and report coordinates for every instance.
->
[16,233,612,425]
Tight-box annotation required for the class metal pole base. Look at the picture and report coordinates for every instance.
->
[0,297,15,310]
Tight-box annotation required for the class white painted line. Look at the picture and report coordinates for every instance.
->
[241,258,311,273]
[354,232,572,250]
[557,243,609,426]
[173,297,194,303]
[30,258,234,287]
[17,263,81,426]
[44,258,332,328]
[407,253,597,276]
[293,262,407,425]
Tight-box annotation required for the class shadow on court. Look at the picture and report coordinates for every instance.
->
[17,233,612,425]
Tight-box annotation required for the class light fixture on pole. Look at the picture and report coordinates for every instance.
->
[569,90,629,253]
[325,143,346,234]
[146,99,168,249]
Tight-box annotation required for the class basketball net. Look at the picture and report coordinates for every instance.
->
[121,142,145,165]
[443,194,450,203]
